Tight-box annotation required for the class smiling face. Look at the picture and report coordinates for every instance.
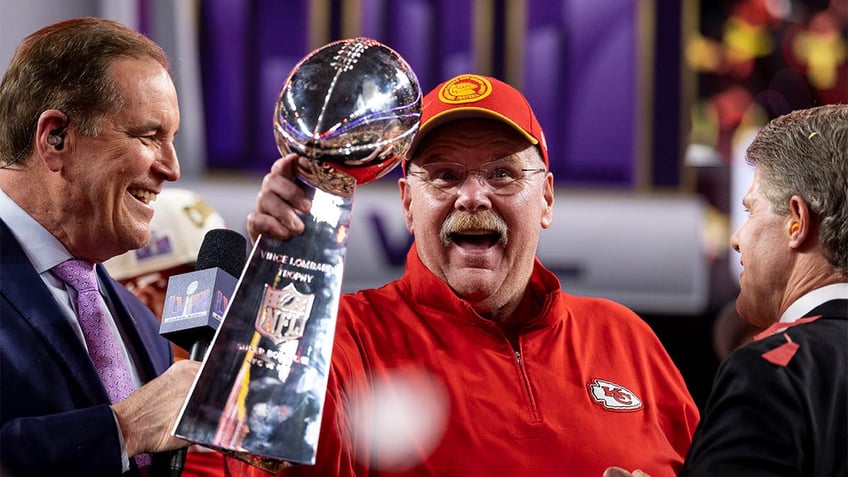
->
[399,118,554,319]
[730,170,793,327]
[57,57,180,262]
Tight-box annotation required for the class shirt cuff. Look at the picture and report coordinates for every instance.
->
[111,408,131,473]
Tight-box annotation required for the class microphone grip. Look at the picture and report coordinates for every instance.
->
[169,448,187,477]
[189,338,211,362]
[170,338,211,476]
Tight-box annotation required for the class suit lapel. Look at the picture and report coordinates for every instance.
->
[98,265,160,384]
[0,220,108,403]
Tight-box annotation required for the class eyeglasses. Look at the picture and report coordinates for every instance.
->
[407,161,546,196]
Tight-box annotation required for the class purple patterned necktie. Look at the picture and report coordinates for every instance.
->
[52,259,136,404]
[53,260,151,468]
[52,260,152,470]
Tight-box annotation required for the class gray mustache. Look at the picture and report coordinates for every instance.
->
[440,210,508,246]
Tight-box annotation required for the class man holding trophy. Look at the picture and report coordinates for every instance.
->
[222,70,700,475]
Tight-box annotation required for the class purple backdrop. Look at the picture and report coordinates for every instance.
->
[199,0,643,186]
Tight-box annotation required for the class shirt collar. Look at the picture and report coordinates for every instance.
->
[780,283,848,323]
[0,187,72,273]
[402,242,561,328]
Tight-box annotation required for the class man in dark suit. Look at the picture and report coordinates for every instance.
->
[0,17,200,476]
[606,105,847,476]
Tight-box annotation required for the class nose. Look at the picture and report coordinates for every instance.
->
[154,143,180,182]
[729,226,741,253]
[454,171,492,212]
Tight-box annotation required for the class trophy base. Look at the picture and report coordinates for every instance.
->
[215,447,293,473]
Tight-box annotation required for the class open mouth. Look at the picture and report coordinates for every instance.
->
[448,230,503,248]
[441,211,509,248]
[128,188,157,205]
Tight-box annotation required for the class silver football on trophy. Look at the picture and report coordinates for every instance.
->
[274,37,422,195]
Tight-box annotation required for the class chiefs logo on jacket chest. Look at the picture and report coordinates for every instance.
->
[587,378,643,412]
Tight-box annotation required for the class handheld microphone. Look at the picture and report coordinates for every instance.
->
[160,228,247,359]
[160,228,247,476]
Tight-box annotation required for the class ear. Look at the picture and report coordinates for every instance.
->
[787,195,810,249]
[398,177,414,234]
[540,172,555,229]
[35,110,70,172]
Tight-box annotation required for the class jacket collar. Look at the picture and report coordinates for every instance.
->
[399,242,562,329]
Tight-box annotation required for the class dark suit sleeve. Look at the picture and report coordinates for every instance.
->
[680,315,847,477]
[1,405,124,476]
[679,336,816,477]
[0,290,172,477]
[0,222,173,476]
[680,347,806,476]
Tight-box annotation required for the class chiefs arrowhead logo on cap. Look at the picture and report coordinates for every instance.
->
[406,73,549,171]
[587,378,643,412]
[438,74,493,104]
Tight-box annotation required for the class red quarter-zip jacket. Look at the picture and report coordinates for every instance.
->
[227,244,699,476]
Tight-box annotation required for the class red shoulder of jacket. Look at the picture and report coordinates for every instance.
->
[755,315,822,367]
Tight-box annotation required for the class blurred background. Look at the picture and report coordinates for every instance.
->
[2,0,845,409]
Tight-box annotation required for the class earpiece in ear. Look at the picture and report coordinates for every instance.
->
[47,134,64,150]
[790,222,800,234]
[46,116,70,151]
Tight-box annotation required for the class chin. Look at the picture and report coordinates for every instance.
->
[451,287,491,305]
[447,272,499,302]
[121,224,152,251]
[736,299,768,328]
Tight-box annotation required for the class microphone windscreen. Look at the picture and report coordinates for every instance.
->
[195,229,247,277]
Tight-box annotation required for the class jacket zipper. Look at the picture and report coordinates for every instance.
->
[512,344,541,421]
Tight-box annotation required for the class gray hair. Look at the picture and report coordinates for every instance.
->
[0,17,171,166]
[746,104,848,275]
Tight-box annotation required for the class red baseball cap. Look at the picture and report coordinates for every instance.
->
[404,73,549,171]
